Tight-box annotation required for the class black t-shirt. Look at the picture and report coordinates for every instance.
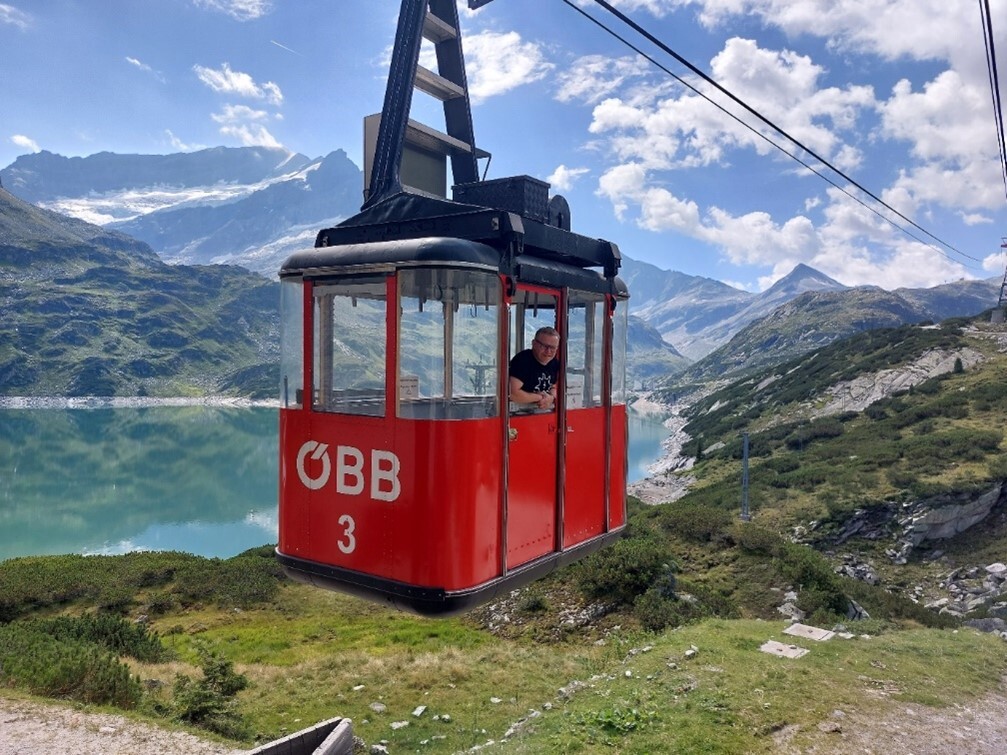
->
[509,349,559,394]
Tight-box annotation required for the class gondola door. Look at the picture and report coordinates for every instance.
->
[562,291,608,547]
[506,285,561,569]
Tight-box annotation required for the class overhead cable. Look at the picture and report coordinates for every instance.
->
[565,0,982,266]
[980,0,1007,205]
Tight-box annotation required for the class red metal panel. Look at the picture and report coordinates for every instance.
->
[608,403,628,529]
[562,406,607,547]
[278,409,502,591]
[505,412,558,568]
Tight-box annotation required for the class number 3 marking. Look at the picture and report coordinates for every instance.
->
[337,514,356,554]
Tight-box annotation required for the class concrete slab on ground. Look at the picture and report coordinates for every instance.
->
[784,623,835,642]
[760,640,809,659]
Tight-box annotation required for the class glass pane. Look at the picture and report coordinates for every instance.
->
[399,269,501,419]
[399,288,445,402]
[312,276,387,416]
[509,289,559,414]
[611,297,628,405]
[452,295,499,407]
[567,291,605,409]
[279,279,304,408]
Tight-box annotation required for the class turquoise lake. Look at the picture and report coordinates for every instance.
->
[0,406,669,561]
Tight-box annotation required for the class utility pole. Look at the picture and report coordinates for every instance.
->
[740,431,751,521]
[994,239,1007,324]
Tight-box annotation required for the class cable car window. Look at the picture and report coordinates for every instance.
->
[566,291,605,409]
[611,297,628,405]
[280,278,304,408]
[508,288,560,414]
[398,268,501,419]
[312,276,388,416]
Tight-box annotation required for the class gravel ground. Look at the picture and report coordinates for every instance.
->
[0,698,246,755]
[4,684,1007,754]
[781,677,1007,754]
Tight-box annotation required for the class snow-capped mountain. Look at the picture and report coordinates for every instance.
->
[1,147,998,367]
[0,146,363,275]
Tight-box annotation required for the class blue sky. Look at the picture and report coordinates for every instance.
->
[3,0,1007,292]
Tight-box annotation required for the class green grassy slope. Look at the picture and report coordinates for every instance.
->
[1,188,279,398]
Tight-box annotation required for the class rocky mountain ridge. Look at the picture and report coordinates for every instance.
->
[0,187,279,398]
[665,283,1000,388]
[1,147,363,277]
[2,146,1000,370]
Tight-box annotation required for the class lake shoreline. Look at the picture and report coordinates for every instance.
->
[0,396,280,409]
[2,394,686,499]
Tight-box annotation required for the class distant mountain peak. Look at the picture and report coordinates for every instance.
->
[767,263,845,294]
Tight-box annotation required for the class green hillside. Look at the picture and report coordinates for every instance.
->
[0,188,279,398]
[634,316,1007,626]
[1,316,1006,752]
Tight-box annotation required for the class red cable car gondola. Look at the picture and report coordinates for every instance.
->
[275,0,630,615]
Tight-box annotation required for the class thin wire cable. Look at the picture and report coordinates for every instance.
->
[556,1,955,262]
[567,0,982,265]
[981,0,1007,203]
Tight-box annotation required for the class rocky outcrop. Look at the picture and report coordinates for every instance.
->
[927,563,1007,618]
[814,346,984,417]
[905,485,1005,545]
[819,483,1006,564]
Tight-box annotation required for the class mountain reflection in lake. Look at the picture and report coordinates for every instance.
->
[0,406,669,560]
[0,406,278,561]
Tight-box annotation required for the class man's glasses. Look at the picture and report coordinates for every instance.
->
[533,339,558,352]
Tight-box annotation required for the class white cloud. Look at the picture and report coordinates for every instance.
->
[0,3,30,30]
[164,129,204,152]
[191,0,271,21]
[584,36,874,177]
[11,134,39,152]
[576,0,677,15]
[463,31,554,103]
[597,158,977,290]
[548,165,590,191]
[194,62,283,106]
[556,55,652,105]
[212,104,271,124]
[218,123,282,149]
[676,0,973,64]
[960,212,992,226]
[209,104,282,149]
[875,70,1003,213]
[982,250,1007,274]
[881,72,990,164]
[707,38,875,160]
[126,56,165,83]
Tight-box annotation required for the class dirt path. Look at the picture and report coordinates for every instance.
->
[4,683,1007,754]
[0,698,245,755]
[778,677,1007,754]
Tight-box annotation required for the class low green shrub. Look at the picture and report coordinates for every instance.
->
[0,622,141,707]
[733,524,783,556]
[21,614,170,662]
[777,542,848,619]
[0,549,283,623]
[785,419,845,450]
[634,589,683,632]
[575,536,676,606]
[657,501,732,543]
[172,643,250,739]
[865,404,888,420]
[173,549,283,609]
